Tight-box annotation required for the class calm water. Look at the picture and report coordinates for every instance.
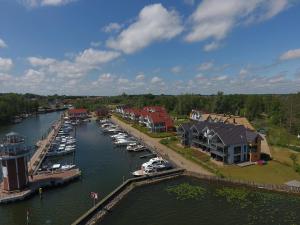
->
[1,113,300,225]
[100,176,300,225]
[0,112,147,225]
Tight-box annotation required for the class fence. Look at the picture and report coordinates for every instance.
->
[185,171,300,194]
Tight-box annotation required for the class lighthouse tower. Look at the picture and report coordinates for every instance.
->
[0,132,30,191]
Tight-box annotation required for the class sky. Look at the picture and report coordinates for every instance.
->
[0,0,300,96]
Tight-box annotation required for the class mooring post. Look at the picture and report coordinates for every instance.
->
[39,187,43,199]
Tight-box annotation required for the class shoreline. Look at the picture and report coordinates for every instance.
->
[111,115,213,176]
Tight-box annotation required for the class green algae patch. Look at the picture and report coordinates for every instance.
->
[215,187,251,208]
[166,183,206,200]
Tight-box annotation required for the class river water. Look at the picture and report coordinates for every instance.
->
[1,112,300,225]
[0,112,147,225]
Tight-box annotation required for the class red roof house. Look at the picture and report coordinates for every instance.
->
[68,108,88,119]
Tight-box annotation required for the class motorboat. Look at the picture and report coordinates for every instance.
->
[46,147,75,157]
[61,164,76,170]
[114,138,136,146]
[128,144,147,152]
[132,157,172,177]
[126,142,138,151]
[132,167,156,177]
[51,164,61,170]
[110,133,128,139]
[142,157,172,171]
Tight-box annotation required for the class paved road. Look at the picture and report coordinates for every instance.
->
[111,116,213,176]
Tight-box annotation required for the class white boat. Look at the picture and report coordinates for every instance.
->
[128,144,146,152]
[66,140,76,144]
[51,164,61,170]
[126,142,138,151]
[46,147,75,157]
[61,164,76,170]
[114,139,136,146]
[141,157,171,171]
[132,167,156,177]
[111,133,127,139]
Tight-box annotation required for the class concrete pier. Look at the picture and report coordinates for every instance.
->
[28,119,62,175]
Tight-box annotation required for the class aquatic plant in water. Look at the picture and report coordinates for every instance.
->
[215,187,251,208]
[215,187,300,224]
[166,183,206,200]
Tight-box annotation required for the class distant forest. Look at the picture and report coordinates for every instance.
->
[1,92,300,137]
[0,93,40,125]
[74,92,300,135]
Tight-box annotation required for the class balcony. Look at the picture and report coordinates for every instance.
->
[210,149,226,157]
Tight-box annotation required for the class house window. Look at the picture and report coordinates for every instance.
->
[234,146,241,154]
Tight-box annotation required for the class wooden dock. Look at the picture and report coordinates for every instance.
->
[0,168,81,204]
[28,119,62,174]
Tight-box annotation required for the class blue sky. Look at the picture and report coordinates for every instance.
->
[0,0,300,95]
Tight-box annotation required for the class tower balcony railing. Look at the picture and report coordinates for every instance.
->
[0,147,30,157]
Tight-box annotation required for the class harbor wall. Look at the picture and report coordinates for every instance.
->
[71,168,185,225]
[185,171,300,195]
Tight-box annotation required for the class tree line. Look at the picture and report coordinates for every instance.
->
[0,93,39,125]
[73,92,300,135]
[1,92,299,135]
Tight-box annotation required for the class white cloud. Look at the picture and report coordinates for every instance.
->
[28,57,56,66]
[203,41,220,52]
[118,78,129,85]
[21,0,75,7]
[185,0,289,43]
[0,58,13,71]
[27,48,120,79]
[92,73,116,86]
[213,75,228,81]
[239,68,249,76]
[198,62,214,71]
[0,73,13,82]
[151,76,163,84]
[0,38,7,48]
[106,3,183,54]
[23,69,45,84]
[280,48,300,61]
[90,41,101,47]
[135,74,145,81]
[75,48,120,66]
[171,66,182,74]
[102,23,122,33]
[268,74,285,83]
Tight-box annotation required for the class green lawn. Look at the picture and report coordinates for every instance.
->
[132,124,175,138]
[160,138,300,184]
[220,161,300,184]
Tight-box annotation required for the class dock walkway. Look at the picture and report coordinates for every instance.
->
[28,119,62,174]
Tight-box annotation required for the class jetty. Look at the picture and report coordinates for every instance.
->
[28,119,62,174]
